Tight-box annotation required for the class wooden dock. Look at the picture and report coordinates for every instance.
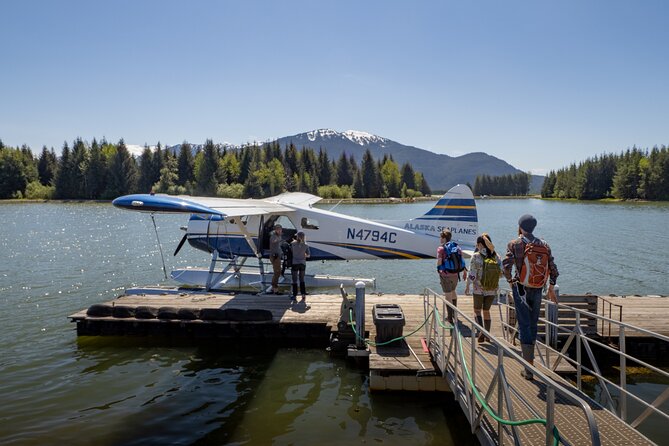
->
[70,290,665,445]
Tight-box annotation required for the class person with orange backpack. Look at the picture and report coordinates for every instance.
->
[502,214,559,380]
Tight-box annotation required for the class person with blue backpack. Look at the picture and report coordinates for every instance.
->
[437,229,467,325]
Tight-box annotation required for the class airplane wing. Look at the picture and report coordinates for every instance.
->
[112,194,292,217]
[265,192,322,207]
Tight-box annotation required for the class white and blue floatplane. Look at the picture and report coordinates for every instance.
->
[112,184,479,292]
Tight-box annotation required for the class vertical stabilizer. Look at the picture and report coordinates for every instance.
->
[384,184,479,249]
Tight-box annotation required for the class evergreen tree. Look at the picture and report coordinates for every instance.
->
[400,163,416,190]
[55,142,75,198]
[85,139,107,199]
[105,139,138,198]
[37,146,57,186]
[137,146,155,193]
[154,151,179,193]
[361,150,381,197]
[336,152,354,186]
[317,148,333,186]
[177,142,194,186]
[195,139,219,195]
[418,172,432,196]
[284,143,300,176]
[70,138,89,196]
[352,170,364,198]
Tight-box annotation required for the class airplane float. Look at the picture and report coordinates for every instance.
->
[112,184,479,292]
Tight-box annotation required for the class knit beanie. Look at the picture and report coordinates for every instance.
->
[518,214,537,233]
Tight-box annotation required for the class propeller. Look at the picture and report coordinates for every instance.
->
[173,233,188,256]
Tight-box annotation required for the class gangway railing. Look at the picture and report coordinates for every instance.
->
[597,296,623,341]
[423,288,601,446]
[497,289,669,434]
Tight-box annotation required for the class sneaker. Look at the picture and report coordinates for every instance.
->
[477,333,486,343]
[521,369,534,381]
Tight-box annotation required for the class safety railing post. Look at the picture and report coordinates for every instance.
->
[576,312,582,390]
[620,325,627,421]
[546,386,555,446]
[355,281,366,349]
[498,348,504,446]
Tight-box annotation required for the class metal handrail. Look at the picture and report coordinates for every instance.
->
[597,296,623,340]
[423,288,601,446]
[496,289,669,430]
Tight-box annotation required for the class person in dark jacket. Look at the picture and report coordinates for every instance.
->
[502,214,559,380]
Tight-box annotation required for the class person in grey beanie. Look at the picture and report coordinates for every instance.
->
[502,214,559,380]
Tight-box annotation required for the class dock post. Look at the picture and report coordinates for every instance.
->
[355,281,366,349]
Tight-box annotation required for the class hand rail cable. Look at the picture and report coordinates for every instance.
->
[424,288,602,446]
[496,291,669,428]
[347,308,436,347]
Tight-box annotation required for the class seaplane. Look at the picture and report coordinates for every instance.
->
[112,184,479,292]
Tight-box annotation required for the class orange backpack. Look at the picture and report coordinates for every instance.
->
[519,239,550,288]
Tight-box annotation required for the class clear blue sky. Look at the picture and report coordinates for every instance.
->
[2,0,668,174]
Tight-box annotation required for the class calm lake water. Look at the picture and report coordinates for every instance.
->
[1,199,668,445]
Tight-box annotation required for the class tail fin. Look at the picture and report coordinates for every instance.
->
[420,184,477,221]
[386,184,479,249]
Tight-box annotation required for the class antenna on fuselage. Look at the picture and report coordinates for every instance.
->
[329,199,344,212]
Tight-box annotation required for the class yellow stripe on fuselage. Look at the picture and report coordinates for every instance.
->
[329,243,421,259]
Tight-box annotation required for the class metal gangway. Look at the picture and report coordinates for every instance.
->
[422,288,658,446]
[496,290,669,440]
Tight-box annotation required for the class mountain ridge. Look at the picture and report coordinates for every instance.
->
[159,128,543,193]
[275,129,540,192]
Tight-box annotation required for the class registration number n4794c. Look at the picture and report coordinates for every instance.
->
[346,228,397,243]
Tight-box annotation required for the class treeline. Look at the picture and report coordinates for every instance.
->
[541,146,669,200]
[0,138,431,200]
[472,172,531,196]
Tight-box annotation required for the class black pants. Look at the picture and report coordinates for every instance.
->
[291,264,306,296]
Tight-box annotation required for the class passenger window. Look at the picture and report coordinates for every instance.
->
[301,217,319,230]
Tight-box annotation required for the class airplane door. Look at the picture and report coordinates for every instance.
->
[261,215,297,253]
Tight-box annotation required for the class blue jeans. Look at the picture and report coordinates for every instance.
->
[512,284,543,345]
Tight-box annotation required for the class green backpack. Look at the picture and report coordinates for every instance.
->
[480,256,501,291]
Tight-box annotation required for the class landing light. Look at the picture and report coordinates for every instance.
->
[131,200,144,207]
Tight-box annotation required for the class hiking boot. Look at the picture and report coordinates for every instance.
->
[521,369,534,381]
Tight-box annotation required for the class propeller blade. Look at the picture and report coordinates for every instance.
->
[173,233,188,256]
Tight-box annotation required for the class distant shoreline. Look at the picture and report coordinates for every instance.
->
[1,195,664,205]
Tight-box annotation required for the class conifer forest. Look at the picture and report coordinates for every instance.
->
[0,138,432,200]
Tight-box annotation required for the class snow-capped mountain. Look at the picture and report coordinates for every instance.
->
[306,129,390,147]
[131,128,542,192]
[277,129,539,192]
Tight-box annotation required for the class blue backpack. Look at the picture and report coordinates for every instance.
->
[438,241,465,274]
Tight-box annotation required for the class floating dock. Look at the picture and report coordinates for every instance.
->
[70,290,667,445]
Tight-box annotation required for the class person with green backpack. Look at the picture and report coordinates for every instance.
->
[465,233,502,343]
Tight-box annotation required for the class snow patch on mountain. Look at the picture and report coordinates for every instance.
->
[305,129,388,146]
[125,144,157,157]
